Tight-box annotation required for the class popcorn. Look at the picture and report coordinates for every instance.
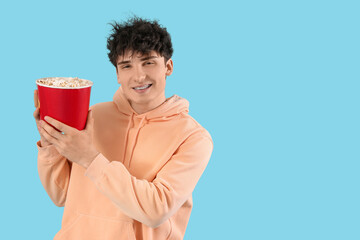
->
[36,77,92,88]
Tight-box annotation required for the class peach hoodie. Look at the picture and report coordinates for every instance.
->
[37,87,213,240]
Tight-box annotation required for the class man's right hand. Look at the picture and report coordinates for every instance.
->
[33,90,52,147]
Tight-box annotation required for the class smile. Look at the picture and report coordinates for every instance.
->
[133,84,152,90]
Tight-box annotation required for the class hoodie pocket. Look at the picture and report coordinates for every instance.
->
[54,213,136,240]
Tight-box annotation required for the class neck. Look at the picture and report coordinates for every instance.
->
[130,95,166,115]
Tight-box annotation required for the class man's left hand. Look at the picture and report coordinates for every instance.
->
[39,110,99,169]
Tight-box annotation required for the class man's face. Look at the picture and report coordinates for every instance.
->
[116,50,173,114]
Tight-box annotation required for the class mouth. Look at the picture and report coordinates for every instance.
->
[133,84,152,91]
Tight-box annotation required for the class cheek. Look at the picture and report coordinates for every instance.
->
[152,68,167,82]
[116,73,128,85]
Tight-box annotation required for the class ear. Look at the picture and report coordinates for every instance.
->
[165,58,174,77]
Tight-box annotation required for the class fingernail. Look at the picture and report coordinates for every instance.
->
[44,116,48,121]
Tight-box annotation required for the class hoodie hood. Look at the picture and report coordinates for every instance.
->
[113,86,189,120]
[112,87,190,168]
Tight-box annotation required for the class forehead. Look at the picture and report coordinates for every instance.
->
[117,50,161,62]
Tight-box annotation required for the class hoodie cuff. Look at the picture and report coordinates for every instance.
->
[85,153,110,182]
[36,140,63,164]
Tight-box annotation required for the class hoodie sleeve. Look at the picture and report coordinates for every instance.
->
[37,141,72,207]
[85,130,213,228]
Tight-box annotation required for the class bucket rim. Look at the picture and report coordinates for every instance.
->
[36,77,93,89]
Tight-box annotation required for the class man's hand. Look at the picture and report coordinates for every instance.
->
[39,110,100,169]
[33,90,52,147]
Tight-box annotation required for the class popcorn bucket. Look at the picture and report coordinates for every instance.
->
[36,77,93,131]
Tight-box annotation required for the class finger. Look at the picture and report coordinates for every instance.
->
[33,107,40,121]
[41,120,64,140]
[85,110,94,131]
[34,90,39,108]
[44,116,74,134]
[39,123,59,145]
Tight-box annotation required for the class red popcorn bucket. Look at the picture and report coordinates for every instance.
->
[36,77,93,131]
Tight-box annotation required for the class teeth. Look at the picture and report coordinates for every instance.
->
[134,84,151,90]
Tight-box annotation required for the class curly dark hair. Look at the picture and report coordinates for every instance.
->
[107,16,173,67]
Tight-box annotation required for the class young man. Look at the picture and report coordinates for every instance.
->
[34,17,213,240]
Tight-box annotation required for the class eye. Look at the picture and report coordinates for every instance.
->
[122,65,131,69]
[145,61,154,65]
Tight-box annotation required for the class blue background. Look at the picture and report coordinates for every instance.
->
[1,0,359,239]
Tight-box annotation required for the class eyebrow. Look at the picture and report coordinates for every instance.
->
[117,56,159,66]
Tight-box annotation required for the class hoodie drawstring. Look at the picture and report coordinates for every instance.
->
[128,116,147,168]
[123,112,134,165]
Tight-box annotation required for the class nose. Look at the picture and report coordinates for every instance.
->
[133,65,146,83]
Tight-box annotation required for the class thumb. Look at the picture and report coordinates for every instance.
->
[85,110,94,131]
